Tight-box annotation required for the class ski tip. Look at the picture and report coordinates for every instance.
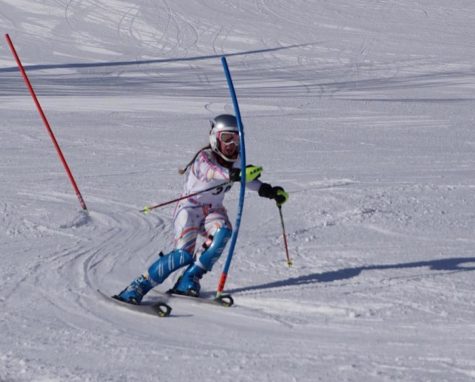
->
[154,303,172,317]
[214,294,234,307]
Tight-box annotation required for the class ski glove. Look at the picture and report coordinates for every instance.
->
[258,183,289,206]
[229,165,263,182]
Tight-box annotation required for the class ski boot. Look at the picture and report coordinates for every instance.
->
[171,264,207,297]
[115,274,154,304]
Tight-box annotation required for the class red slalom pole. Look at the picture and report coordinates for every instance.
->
[5,34,88,211]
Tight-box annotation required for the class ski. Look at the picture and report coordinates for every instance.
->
[97,289,172,317]
[165,290,234,307]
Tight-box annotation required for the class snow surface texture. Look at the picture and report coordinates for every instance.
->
[1,1,475,381]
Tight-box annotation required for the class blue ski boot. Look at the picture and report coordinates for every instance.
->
[115,274,154,304]
[172,263,207,297]
[116,249,194,304]
[172,227,231,296]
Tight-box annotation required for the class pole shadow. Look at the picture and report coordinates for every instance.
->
[228,257,475,294]
[0,42,318,73]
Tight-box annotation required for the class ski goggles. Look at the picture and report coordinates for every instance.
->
[218,131,239,146]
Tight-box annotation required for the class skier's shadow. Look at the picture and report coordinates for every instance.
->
[228,257,475,294]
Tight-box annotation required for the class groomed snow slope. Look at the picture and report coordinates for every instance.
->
[1,1,475,381]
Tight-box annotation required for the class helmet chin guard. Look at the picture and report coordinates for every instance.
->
[209,114,240,162]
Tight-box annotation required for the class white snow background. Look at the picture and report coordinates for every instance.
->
[1,1,475,381]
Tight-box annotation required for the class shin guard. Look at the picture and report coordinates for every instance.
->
[147,249,194,285]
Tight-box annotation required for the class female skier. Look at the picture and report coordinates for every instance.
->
[116,114,288,304]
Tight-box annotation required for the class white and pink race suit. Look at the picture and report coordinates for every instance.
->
[173,148,261,255]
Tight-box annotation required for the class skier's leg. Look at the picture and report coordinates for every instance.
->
[172,205,202,255]
[116,207,200,304]
[116,249,194,304]
[173,209,232,296]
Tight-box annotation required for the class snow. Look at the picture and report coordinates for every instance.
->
[1,1,475,381]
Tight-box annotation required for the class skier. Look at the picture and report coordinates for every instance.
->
[116,114,288,304]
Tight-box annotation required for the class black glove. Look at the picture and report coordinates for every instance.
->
[229,168,241,182]
[258,183,289,206]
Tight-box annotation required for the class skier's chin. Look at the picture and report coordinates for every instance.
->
[226,153,238,162]
[223,148,238,161]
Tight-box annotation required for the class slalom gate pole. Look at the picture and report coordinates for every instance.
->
[5,34,88,211]
[216,56,247,297]
[278,206,293,267]
[141,181,232,213]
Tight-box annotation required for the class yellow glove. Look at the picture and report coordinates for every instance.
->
[244,165,263,182]
[230,165,263,182]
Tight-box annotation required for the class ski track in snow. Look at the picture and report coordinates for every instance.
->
[1,0,475,381]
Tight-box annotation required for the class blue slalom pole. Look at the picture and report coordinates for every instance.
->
[216,56,247,296]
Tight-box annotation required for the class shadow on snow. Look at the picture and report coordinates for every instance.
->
[229,257,475,294]
[0,42,315,73]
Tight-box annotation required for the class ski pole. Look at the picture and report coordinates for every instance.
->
[278,205,292,267]
[140,181,232,213]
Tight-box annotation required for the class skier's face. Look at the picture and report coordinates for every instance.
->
[218,131,239,159]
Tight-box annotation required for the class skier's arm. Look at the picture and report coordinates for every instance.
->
[229,165,288,205]
[229,165,264,191]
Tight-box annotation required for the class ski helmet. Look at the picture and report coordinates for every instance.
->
[209,114,240,162]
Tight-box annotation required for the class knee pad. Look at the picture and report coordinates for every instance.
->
[147,249,193,284]
[197,227,232,271]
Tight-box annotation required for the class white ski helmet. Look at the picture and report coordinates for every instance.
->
[209,114,240,162]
